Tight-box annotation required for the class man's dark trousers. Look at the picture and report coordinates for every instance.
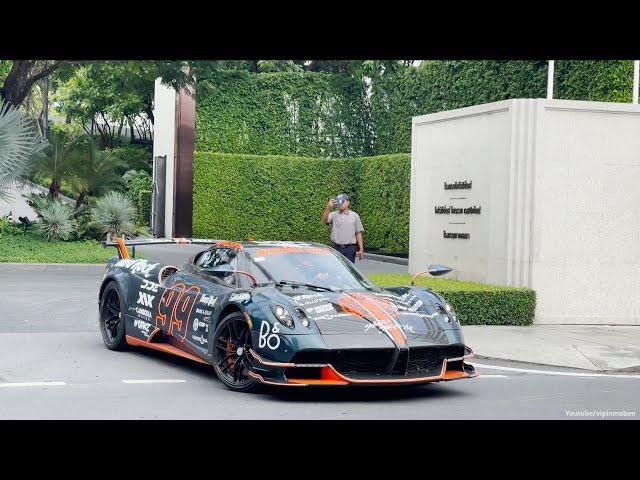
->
[333,243,357,263]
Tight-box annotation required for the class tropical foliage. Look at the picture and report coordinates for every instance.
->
[33,199,76,241]
[0,100,46,200]
[91,191,136,240]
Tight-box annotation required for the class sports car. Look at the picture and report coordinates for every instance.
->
[99,238,478,392]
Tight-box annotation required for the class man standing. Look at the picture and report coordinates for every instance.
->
[322,194,364,263]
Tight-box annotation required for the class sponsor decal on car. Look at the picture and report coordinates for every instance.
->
[408,300,424,312]
[138,291,155,308]
[132,306,152,319]
[291,293,328,306]
[195,308,212,316]
[229,292,251,304]
[114,259,160,278]
[134,319,153,335]
[306,303,335,314]
[363,320,416,334]
[192,334,208,345]
[192,317,209,332]
[140,279,159,293]
[258,321,281,350]
[199,294,217,307]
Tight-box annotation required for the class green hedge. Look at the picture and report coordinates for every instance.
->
[193,152,359,242]
[356,154,410,252]
[193,152,410,251]
[369,273,535,326]
[371,60,549,154]
[196,70,374,158]
[371,60,633,154]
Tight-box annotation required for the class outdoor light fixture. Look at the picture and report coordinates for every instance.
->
[271,304,294,328]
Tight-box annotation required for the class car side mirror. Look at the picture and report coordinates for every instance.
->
[426,264,452,277]
[409,264,453,285]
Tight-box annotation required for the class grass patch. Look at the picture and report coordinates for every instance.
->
[0,228,115,263]
[369,273,536,326]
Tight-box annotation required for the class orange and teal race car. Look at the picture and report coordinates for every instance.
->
[99,238,477,392]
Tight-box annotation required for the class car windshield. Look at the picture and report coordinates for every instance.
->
[245,245,376,292]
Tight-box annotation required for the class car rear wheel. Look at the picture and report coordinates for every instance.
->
[99,282,127,351]
[212,312,261,393]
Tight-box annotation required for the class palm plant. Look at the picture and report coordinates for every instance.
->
[30,126,83,198]
[33,199,76,241]
[0,100,46,200]
[68,139,125,209]
[91,191,136,240]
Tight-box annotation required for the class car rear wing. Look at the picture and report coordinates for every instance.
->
[103,237,240,259]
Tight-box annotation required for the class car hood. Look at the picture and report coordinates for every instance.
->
[278,288,457,347]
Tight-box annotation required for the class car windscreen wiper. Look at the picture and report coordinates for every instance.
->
[267,280,337,292]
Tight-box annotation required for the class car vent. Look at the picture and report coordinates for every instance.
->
[158,265,179,285]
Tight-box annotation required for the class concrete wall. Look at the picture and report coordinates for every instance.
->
[410,99,640,325]
[152,78,177,238]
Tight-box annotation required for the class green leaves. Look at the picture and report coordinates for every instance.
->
[370,273,536,326]
[0,100,46,200]
[91,191,136,240]
[192,151,409,251]
[195,71,374,158]
[33,199,76,241]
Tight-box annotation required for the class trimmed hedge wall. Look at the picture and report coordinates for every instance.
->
[193,152,359,243]
[371,60,634,154]
[369,273,536,326]
[196,71,374,158]
[193,152,410,251]
[356,154,410,253]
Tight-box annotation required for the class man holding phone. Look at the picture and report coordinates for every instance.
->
[322,193,364,263]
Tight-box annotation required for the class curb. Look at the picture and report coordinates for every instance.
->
[363,253,408,265]
[0,263,106,272]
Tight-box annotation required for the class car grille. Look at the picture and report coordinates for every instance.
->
[406,344,465,375]
[291,349,395,375]
[290,344,465,378]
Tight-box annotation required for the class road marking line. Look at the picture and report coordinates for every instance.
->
[122,379,187,384]
[470,362,640,379]
[0,382,67,388]
[475,374,509,379]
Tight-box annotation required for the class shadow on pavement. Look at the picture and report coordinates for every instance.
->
[122,345,471,403]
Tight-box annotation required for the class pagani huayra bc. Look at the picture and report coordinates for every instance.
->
[99,238,478,392]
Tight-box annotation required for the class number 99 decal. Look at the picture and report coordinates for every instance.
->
[155,283,201,339]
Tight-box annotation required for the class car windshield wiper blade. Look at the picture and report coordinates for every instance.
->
[274,280,337,292]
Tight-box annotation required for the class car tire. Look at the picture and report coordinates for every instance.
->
[99,281,128,351]
[212,312,261,393]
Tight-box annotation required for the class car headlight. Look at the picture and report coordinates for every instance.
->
[271,304,294,328]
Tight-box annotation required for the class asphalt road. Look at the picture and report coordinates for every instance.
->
[1,251,638,419]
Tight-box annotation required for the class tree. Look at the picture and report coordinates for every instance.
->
[68,138,125,209]
[0,61,70,108]
[55,61,194,147]
[0,99,46,200]
[31,126,83,198]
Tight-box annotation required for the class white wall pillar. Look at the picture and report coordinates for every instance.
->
[633,60,639,104]
[152,78,177,238]
[546,60,555,99]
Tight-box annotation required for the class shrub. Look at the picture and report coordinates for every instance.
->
[196,70,374,158]
[356,154,410,252]
[369,273,536,326]
[33,200,77,241]
[193,151,410,251]
[104,145,152,173]
[91,191,136,240]
[193,152,359,243]
[123,169,152,225]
